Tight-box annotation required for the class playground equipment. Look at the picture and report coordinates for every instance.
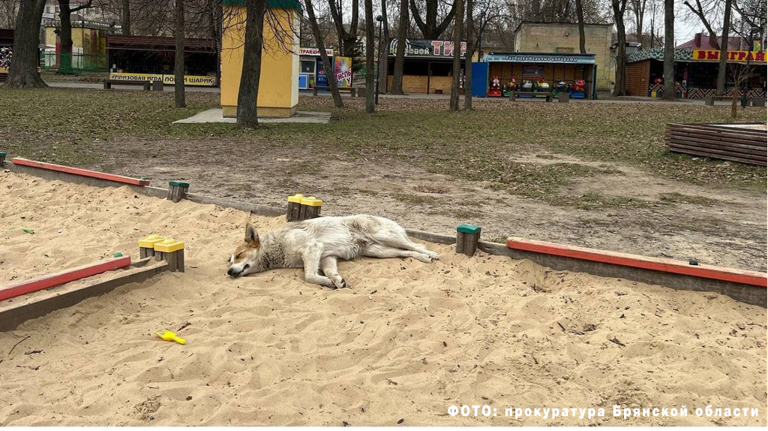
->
[488,76,502,97]
[569,79,586,98]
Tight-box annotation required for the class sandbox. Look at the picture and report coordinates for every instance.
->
[0,170,765,426]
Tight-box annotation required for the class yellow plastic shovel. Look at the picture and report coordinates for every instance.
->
[156,330,186,345]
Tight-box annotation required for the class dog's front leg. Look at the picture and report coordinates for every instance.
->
[320,256,347,289]
[301,243,335,288]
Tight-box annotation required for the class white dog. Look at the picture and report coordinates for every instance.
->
[227,215,439,288]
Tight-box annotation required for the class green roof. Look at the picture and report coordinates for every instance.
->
[223,0,302,11]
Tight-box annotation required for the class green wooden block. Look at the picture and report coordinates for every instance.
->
[457,224,481,235]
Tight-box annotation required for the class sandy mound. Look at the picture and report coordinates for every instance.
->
[0,171,765,425]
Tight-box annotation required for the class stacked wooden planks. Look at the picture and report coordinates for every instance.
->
[666,123,767,166]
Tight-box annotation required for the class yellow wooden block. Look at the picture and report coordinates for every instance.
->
[139,234,165,248]
[287,194,304,203]
[154,238,185,253]
[300,197,323,206]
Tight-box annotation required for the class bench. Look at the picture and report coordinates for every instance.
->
[704,95,733,105]
[103,80,164,91]
[312,86,359,97]
[509,91,552,102]
[705,95,766,107]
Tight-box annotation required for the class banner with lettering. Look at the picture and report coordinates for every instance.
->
[334,56,352,88]
[692,49,767,63]
[388,39,467,58]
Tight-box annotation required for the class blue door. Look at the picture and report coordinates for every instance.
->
[471,62,488,97]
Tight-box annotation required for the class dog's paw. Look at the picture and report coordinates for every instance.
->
[427,251,440,260]
[413,253,434,263]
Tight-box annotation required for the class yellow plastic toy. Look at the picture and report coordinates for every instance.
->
[156,330,186,345]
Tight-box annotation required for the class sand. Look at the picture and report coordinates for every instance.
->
[0,170,765,426]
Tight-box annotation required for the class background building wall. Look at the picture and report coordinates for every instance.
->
[514,23,612,90]
[221,5,299,118]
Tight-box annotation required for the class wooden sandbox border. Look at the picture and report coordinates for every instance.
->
[3,158,766,307]
[0,258,169,332]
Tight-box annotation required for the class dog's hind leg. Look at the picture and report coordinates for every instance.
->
[363,243,434,263]
[320,256,347,289]
[301,243,335,288]
[374,231,440,260]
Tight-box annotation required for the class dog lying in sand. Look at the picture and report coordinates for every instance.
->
[227,215,439,288]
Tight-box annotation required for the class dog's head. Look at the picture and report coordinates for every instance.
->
[227,223,263,278]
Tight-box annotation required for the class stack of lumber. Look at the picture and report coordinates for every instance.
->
[665,123,767,166]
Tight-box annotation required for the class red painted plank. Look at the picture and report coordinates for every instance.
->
[0,257,132,302]
[506,237,767,288]
[11,158,150,186]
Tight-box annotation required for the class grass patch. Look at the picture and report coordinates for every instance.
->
[658,192,721,206]
[0,87,764,211]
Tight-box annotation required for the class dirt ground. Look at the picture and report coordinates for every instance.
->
[90,138,767,272]
[1,172,766,426]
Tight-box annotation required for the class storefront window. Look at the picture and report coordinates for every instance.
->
[301,60,315,74]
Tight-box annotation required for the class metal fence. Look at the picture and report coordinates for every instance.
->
[39,52,109,73]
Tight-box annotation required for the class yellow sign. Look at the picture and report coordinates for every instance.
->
[109,72,217,86]
[692,49,767,63]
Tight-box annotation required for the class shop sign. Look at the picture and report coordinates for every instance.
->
[388,39,466,58]
[300,47,334,56]
[485,53,595,64]
[692,49,767,63]
[109,72,217,86]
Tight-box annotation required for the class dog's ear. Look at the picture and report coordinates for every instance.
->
[245,223,260,247]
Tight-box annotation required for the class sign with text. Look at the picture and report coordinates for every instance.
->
[300,47,334,57]
[485,53,596,64]
[388,39,467,58]
[692,49,767,63]
[109,72,217,86]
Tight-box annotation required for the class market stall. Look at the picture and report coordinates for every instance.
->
[299,47,333,89]
[106,35,218,87]
[385,39,467,94]
[472,52,597,99]
[0,29,13,83]
[625,48,767,99]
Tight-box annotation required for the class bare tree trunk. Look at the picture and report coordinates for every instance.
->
[662,0,675,100]
[390,0,408,94]
[364,0,375,113]
[377,0,389,94]
[611,0,627,96]
[57,0,93,73]
[463,0,473,109]
[122,0,132,36]
[237,0,267,129]
[576,0,586,54]
[410,0,457,39]
[304,0,343,107]
[716,0,732,96]
[58,1,74,73]
[174,0,186,108]
[449,0,463,111]
[5,0,46,88]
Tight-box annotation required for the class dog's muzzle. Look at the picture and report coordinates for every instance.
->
[227,263,249,277]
